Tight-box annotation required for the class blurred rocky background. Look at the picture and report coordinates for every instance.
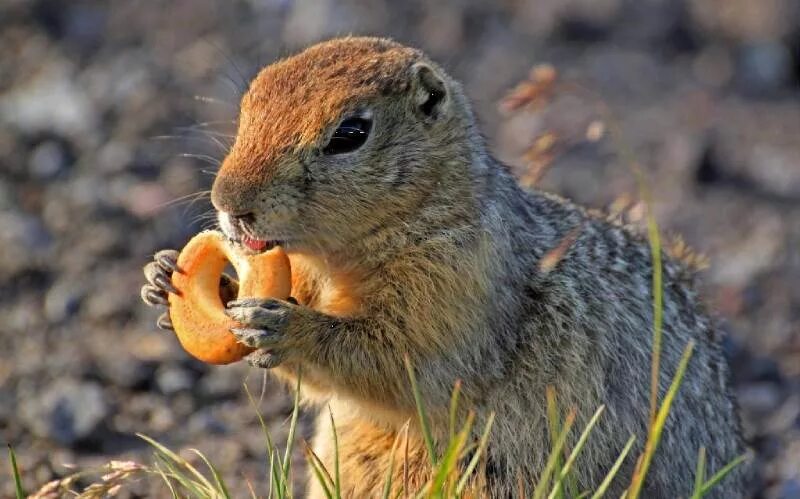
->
[0,0,798,496]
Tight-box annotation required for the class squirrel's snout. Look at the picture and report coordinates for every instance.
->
[211,173,255,216]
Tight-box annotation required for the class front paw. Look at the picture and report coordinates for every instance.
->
[141,249,181,330]
[226,298,299,367]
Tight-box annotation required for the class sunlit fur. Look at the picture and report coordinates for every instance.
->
[211,37,746,498]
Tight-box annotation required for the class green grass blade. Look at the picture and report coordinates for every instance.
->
[533,409,576,499]
[269,449,282,499]
[700,454,748,495]
[328,406,342,499]
[381,423,408,499]
[153,461,180,499]
[138,433,216,493]
[544,387,565,499]
[244,382,281,498]
[429,412,474,497]
[644,195,664,425]
[381,458,396,499]
[281,371,303,498]
[153,452,208,498]
[448,380,462,443]
[8,445,25,499]
[627,340,695,499]
[590,435,636,499]
[404,355,437,465]
[691,446,706,498]
[548,405,605,499]
[190,448,231,499]
[304,441,334,499]
[455,412,495,495]
[606,101,665,430]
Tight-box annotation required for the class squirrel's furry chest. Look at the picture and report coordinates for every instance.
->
[287,252,363,318]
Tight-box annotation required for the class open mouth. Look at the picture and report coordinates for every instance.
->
[240,234,281,253]
[218,211,286,253]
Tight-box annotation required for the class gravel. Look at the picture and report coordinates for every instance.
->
[20,380,109,448]
[1,0,799,496]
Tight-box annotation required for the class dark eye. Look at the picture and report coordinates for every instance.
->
[323,117,372,155]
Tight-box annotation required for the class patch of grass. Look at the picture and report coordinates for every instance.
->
[22,351,745,498]
[138,433,229,498]
[627,340,696,497]
[8,445,25,499]
[405,354,438,466]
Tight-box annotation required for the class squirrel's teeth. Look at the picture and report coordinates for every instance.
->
[242,235,268,251]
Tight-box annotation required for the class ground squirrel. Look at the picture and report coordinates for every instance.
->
[141,37,747,497]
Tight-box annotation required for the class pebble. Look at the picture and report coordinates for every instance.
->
[155,366,195,395]
[736,42,794,95]
[737,382,783,415]
[188,408,229,435]
[96,355,155,390]
[199,365,245,400]
[1,0,799,497]
[20,380,108,447]
[779,479,800,499]
[28,139,71,180]
[43,278,85,323]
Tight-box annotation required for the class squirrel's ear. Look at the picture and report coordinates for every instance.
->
[410,62,447,120]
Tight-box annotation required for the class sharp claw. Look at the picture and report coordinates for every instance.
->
[154,274,181,295]
[145,289,169,306]
[156,252,182,274]
[157,312,173,331]
[141,284,168,306]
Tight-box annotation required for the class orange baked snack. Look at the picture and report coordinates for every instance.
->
[167,231,292,364]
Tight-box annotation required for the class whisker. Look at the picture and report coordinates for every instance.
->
[206,39,250,93]
[200,215,221,231]
[193,95,237,109]
[150,134,231,154]
[179,120,237,130]
[155,190,212,210]
[179,153,222,167]
[191,210,219,226]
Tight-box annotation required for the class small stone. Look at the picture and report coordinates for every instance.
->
[736,42,794,95]
[20,380,108,447]
[0,178,15,210]
[0,387,13,423]
[43,278,84,323]
[28,139,71,180]
[155,366,194,395]
[737,382,783,415]
[0,60,98,137]
[97,355,155,389]
[198,365,244,400]
[780,479,800,499]
[188,408,228,435]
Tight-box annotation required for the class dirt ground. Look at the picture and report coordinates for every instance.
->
[1,0,799,497]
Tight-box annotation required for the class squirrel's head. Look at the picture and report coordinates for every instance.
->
[211,37,476,255]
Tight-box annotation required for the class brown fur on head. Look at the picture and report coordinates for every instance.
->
[211,36,473,258]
